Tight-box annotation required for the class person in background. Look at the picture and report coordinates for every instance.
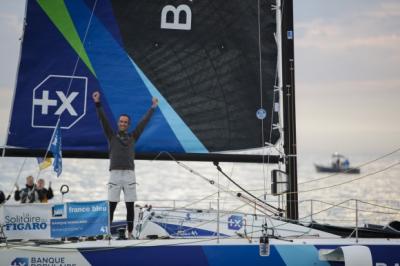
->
[14,175,39,203]
[342,159,350,170]
[36,178,54,203]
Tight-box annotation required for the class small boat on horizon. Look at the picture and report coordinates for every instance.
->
[314,153,361,174]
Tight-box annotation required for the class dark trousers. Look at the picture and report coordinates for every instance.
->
[109,201,135,233]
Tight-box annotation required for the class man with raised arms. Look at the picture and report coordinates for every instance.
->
[92,91,158,239]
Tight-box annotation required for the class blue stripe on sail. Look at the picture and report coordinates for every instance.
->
[130,58,208,153]
[274,245,330,266]
[65,0,185,153]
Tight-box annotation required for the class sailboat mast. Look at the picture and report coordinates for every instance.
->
[280,0,298,220]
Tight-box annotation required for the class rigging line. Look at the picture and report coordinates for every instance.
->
[166,194,288,239]
[174,192,218,210]
[296,161,400,194]
[152,152,283,216]
[237,192,277,215]
[5,157,27,201]
[148,193,400,216]
[41,0,98,164]
[166,194,400,215]
[261,0,285,199]
[289,60,298,217]
[251,201,256,240]
[219,166,230,212]
[214,161,281,213]
[285,198,400,226]
[299,147,400,185]
[257,0,263,108]
[309,218,388,223]
[297,206,399,226]
[176,160,214,184]
[139,197,222,203]
[241,189,400,214]
[263,50,282,197]
[219,199,396,231]
[149,160,279,218]
[356,199,400,212]
[305,198,400,212]
[151,151,274,212]
[257,0,267,196]
[258,0,280,198]
[260,0,281,197]
[297,199,353,222]
[303,199,400,215]
[223,164,234,210]
[262,36,281,199]
[179,159,280,213]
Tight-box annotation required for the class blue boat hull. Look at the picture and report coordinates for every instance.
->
[78,243,400,266]
[3,240,400,265]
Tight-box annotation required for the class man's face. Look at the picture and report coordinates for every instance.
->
[26,176,34,186]
[118,115,130,132]
[37,179,45,189]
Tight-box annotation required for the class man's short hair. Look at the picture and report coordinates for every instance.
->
[119,114,131,124]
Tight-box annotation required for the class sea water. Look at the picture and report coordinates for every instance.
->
[0,151,399,227]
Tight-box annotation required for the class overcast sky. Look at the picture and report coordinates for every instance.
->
[1,0,399,157]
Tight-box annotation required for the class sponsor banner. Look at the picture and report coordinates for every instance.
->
[1,201,109,240]
[51,201,109,238]
[0,248,91,266]
[2,204,52,239]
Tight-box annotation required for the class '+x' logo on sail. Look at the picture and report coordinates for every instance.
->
[33,90,78,116]
[31,75,87,129]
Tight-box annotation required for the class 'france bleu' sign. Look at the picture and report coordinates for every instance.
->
[1,201,109,240]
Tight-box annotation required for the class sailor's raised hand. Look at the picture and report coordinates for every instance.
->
[151,97,158,109]
[92,91,100,103]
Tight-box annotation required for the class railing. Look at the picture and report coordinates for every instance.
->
[112,196,400,236]
[297,199,400,226]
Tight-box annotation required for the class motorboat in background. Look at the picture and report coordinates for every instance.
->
[315,153,360,174]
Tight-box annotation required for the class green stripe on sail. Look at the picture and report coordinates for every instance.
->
[37,0,96,76]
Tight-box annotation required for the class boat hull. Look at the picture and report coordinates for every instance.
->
[1,238,400,266]
[315,164,360,174]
